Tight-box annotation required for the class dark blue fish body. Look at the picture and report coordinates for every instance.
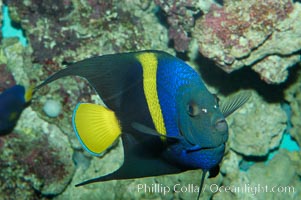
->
[150,54,227,170]
[36,50,249,198]
[163,142,225,170]
[0,85,32,134]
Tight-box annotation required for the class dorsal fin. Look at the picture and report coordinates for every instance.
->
[34,50,173,111]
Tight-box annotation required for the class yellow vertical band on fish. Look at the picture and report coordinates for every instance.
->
[137,53,166,135]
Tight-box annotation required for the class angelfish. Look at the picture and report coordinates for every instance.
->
[0,85,33,134]
[35,50,250,199]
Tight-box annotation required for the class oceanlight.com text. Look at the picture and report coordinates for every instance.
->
[207,183,295,195]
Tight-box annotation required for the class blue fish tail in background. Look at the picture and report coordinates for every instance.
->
[0,85,33,135]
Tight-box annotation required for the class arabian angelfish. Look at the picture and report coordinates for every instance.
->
[35,50,250,199]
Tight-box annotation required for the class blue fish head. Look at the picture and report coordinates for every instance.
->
[176,84,228,159]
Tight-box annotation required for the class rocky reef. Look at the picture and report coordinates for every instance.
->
[228,91,287,156]
[285,64,301,152]
[154,0,220,52]
[194,0,300,84]
[4,0,170,64]
[0,0,300,200]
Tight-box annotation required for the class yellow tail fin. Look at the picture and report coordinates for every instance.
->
[72,103,121,156]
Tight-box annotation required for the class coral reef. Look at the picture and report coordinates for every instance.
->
[217,149,301,199]
[285,65,301,149]
[14,107,75,195]
[0,107,75,197]
[0,39,75,198]
[5,0,170,64]
[227,91,287,156]
[0,0,300,199]
[194,0,301,84]
[154,0,217,52]
[0,64,16,92]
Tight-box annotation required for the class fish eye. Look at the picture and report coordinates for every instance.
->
[187,101,200,117]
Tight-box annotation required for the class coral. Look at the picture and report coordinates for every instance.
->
[0,109,75,198]
[194,0,301,84]
[0,64,16,92]
[14,107,75,196]
[215,150,300,199]
[252,55,300,84]
[1,38,33,87]
[0,143,39,200]
[18,136,68,186]
[57,141,123,200]
[2,1,300,200]
[5,0,171,149]
[5,0,169,64]
[154,0,217,52]
[0,39,75,198]
[227,91,287,156]
[0,40,18,92]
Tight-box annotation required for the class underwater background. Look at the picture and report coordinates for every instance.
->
[0,0,300,199]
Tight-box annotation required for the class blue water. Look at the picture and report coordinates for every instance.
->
[1,5,27,46]
[280,133,299,151]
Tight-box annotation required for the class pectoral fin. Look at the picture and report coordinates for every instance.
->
[220,91,251,118]
[131,122,182,141]
[72,103,121,156]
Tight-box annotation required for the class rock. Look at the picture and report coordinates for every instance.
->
[227,91,287,156]
[246,150,299,199]
[252,55,300,84]
[6,0,171,64]
[284,66,301,147]
[56,139,123,200]
[220,149,242,175]
[15,107,75,195]
[214,150,300,199]
[194,0,301,84]
[154,0,218,52]
[0,107,75,198]
[1,38,32,87]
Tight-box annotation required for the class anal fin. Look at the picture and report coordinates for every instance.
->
[72,103,121,156]
[75,133,183,187]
